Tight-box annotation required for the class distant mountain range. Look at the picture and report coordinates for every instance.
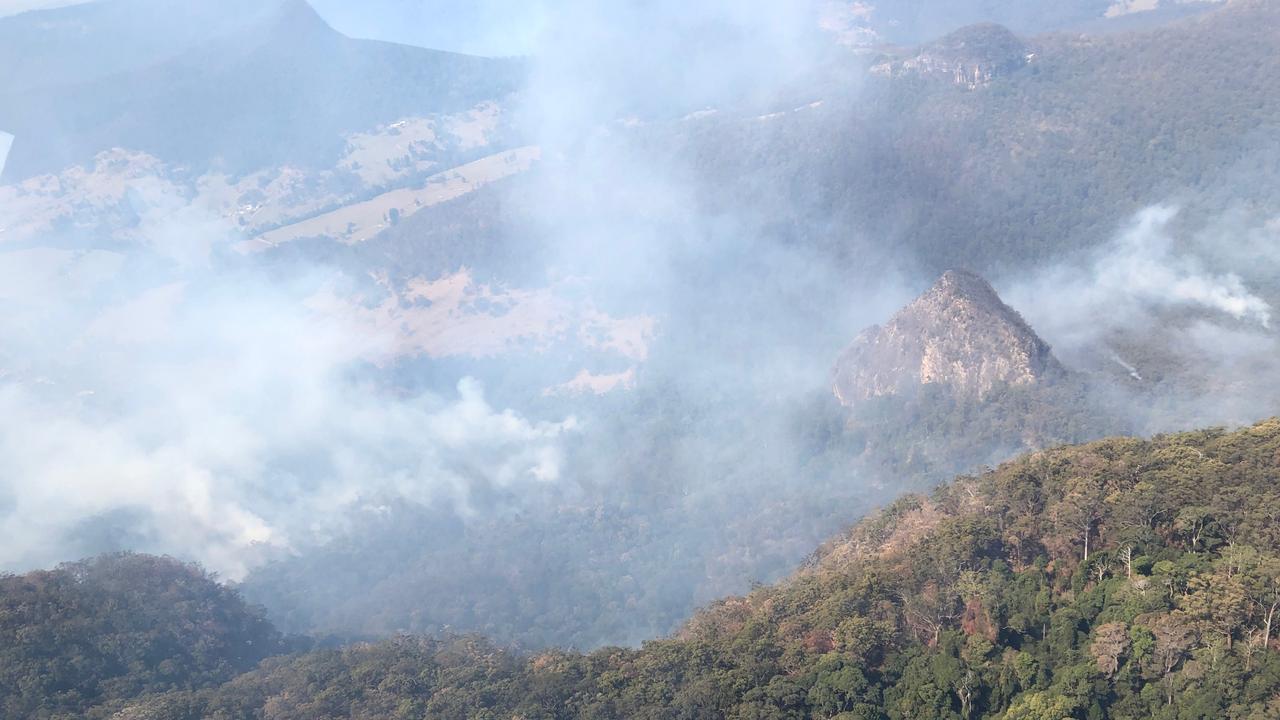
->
[0,0,523,180]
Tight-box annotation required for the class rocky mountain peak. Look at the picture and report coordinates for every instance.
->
[832,269,1062,404]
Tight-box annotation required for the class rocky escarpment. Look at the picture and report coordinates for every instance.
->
[870,23,1033,89]
[833,269,1063,405]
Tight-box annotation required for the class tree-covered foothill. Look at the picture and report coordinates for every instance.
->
[0,553,289,720]
[96,419,1280,719]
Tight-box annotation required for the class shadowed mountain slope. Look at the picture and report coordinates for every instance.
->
[0,0,523,180]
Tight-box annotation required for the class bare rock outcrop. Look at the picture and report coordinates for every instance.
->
[871,23,1033,89]
[833,269,1062,405]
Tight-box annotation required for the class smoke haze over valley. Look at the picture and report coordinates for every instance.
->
[4,1,1280,717]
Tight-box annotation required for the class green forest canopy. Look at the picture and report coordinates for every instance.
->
[6,419,1280,718]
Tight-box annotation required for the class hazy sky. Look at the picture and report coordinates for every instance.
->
[0,0,88,16]
[309,0,546,56]
[0,0,542,55]
[0,132,11,176]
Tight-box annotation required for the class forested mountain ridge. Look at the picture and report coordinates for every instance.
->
[677,0,1280,279]
[4,419,1273,719]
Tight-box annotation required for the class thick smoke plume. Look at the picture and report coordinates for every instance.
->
[0,0,885,589]
[0,187,574,578]
[1007,204,1280,431]
[1008,205,1270,344]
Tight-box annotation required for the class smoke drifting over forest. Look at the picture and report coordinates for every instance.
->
[0,0,887,583]
[0,212,576,578]
[1011,206,1271,342]
[3,0,1279,653]
[1008,204,1280,432]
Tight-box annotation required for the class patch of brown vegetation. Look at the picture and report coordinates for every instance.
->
[805,497,949,574]
[961,598,998,641]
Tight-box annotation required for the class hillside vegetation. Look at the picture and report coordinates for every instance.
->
[0,554,288,719]
[666,0,1280,278]
[36,419,1271,719]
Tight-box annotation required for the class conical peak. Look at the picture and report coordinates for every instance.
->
[832,270,1062,405]
[934,268,997,298]
[904,269,1038,336]
[916,269,1009,312]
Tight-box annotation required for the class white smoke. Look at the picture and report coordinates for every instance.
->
[0,186,574,579]
[1009,205,1271,351]
[0,0,897,644]
[1007,204,1280,431]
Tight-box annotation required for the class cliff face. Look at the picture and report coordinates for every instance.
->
[833,270,1062,405]
[870,23,1033,89]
